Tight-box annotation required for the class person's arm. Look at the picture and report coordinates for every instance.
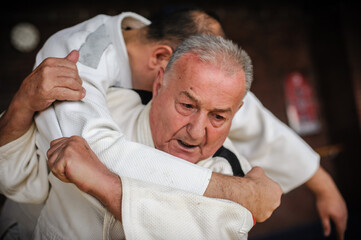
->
[47,136,280,239]
[120,176,253,239]
[32,15,214,196]
[0,52,84,202]
[228,91,320,193]
[0,123,49,203]
[47,136,282,223]
[0,51,84,147]
[205,168,282,222]
[1,51,280,218]
[229,92,347,239]
[47,137,255,239]
[306,167,348,240]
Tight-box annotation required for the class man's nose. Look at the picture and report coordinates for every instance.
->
[186,112,207,141]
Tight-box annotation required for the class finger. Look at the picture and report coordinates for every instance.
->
[337,227,344,240]
[53,66,82,86]
[47,147,59,170]
[47,143,63,170]
[51,87,86,101]
[65,50,79,63]
[42,57,78,72]
[321,216,331,237]
[334,217,346,240]
[49,137,68,147]
[47,138,68,159]
[52,74,83,90]
[51,161,70,183]
[35,63,82,95]
[47,144,71,183]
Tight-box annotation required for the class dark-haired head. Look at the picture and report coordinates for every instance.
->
[144,7,226,50]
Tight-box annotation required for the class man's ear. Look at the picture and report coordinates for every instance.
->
[152,67,165,98]
[149,45,173,70]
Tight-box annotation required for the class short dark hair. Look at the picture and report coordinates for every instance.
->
[145,7,226,50]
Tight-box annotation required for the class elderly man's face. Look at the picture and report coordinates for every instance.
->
[149,53,245,163]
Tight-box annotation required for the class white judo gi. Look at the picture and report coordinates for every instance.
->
[32,12,319,195]
[0,10,319,239]
[0,87,254,239]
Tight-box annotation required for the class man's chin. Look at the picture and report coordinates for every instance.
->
[171,151,200,164]
[160,141,202,163]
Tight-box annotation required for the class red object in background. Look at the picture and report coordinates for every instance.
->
[284,72,321,135]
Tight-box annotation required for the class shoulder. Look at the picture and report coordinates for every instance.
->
[106,88,152,115]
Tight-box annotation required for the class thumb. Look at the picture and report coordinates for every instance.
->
[66,50,79,63]
[321,216,331,237]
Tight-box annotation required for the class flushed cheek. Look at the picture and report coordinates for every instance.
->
[205,132,229,154]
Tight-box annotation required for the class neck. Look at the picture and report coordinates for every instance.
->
[124,30,156,91]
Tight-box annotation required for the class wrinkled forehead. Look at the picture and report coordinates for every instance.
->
[166,52,242,84]
[165,53,245,102]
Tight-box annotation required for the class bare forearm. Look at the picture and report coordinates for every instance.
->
[204,168,282,223]
[306,167,338,196]
[92,172,123,221]
[1,51,84,147]
[204,172,254,210]
[0,93,35,146]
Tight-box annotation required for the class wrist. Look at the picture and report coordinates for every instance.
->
[5,92,35,129]
[205,172,251,206]
[11,91,36,120]
[204,172,227,199]
[204,172,258,220]
[92,171,123,220]
[0,95,35,146]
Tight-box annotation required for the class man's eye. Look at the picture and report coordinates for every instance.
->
[215,114,225,120]
[211,114,226,127]
[183,103,194,109]
[175,102,195,116]
[213,115,225,122]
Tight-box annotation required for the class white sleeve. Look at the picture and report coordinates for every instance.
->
[33,16,211,196]
[0,124,49,204]
[120,177,254,240]
[229,92,320,193]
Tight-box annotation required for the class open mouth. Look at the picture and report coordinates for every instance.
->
[177,140,197,149]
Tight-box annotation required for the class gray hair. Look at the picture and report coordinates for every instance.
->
[165,34,253,94]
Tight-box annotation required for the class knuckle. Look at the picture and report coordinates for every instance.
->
[69,135,83,142]
[62,148,73,158]
[40,83,51,94]
[66,141,77,150]
[254,166,264,174]
[76,91,84,99]
[51,162,61,174]
[67,136,84,148]
[41,65,53,79]
[38,72,53,93]
[43,57,56,66]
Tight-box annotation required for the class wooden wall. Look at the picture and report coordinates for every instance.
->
[1,1,360,239]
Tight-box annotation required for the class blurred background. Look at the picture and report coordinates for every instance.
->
[1,0,360,239]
